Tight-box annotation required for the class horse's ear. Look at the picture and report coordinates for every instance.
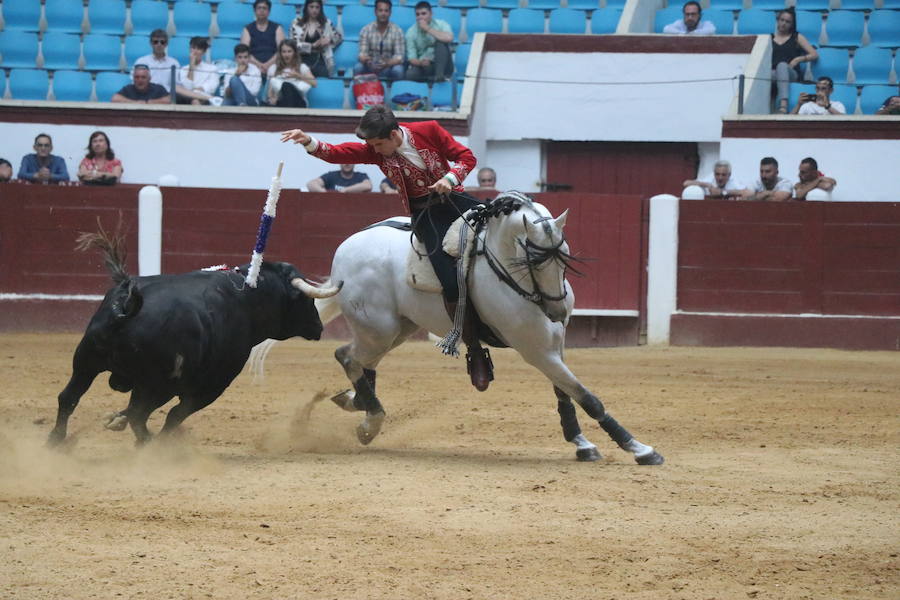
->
[554,209,569,230]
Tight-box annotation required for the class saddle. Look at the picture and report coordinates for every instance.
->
[406,213,475,294]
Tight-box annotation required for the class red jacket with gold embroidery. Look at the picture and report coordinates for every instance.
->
[308,120,476,213]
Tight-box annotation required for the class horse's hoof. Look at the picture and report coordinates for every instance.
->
[331,390,359,412]
[576,446,602,462]
[103,412,128,431]
[356,411,385,446]
[635,451,665,466]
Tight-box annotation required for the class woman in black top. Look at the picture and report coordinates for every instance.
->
[290,0,342,78]
[771,7,817,114]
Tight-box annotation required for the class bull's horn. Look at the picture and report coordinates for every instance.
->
[291,278,343,298]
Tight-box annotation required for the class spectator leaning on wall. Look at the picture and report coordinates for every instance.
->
[112,65,170,104]
[875,86,900,115]
[0,159,13,182]
[682,160,749,199]
[662,1,716,35]
[742,156,793,202]
[794,157,836,200]
[17,133,70,185]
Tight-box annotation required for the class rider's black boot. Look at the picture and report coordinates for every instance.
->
[444,299,493,392]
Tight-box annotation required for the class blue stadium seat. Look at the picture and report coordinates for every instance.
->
[507,9,546,34]
[591,8,621,34]
[41,32,82,71]
[708,0,744,10]
[0,69,6,98]
[45,0,86,34]
[332,40,358,76]
[851,46,893,85]
[837,0,875,9]
[124,35,150,67]
[867,10,900,48]
[88,0,127,35]
[307,77,346,108]
[750,0,786,9]
[482,0,519,8]
[443,0,481,7]
[340,6,371,41]
[432,8,462,39]
[823,10,865,47]
[604,0,627,7]
[788,81,808,108]
[736,9,774,35]
[95,71,132,101]
[549,8,587,34]
[795,0,830,11]
[655,7,683,33]
[0,31,40,68]
[568,0,600,9]
[430,79,457,110]
[83,34,123,71]
[210,37,240,62]
[466,9,504,38]
[393,7,415,33]
[795,10,823,45]
[812,47,851,82]
[215,3,251,39]
[705,10,735,35]
[173,2,212,37]
[52,70,93,101]
[9,68,50,100]
[269,4,297,30]
[881,0,900,7]
[0,0,42,32]
[859,84,896,114]
[323,5,339,27]
[167,36,192,65]
[388,79,429,110]
[527,0,563,10]
[130,0,170,37]
[454,42,471,80]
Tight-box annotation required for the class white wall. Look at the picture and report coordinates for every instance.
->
[721,137,900,202]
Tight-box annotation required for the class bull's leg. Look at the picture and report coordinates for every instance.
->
[333,344,384,445]
[158,390,223,436]
[48,341,104,447]
[125,388,173,446]
[554,386,601,462]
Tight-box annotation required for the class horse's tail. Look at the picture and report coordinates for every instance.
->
[247,279,343,382]
[314,280,343,325]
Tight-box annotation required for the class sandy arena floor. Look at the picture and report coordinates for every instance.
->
[0,333,898,599]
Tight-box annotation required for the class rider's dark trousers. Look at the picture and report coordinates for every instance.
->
[410,192,481,303]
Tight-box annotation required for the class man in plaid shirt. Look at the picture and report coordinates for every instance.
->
[353,0,406,80]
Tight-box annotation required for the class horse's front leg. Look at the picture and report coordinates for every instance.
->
[555,386,601,462]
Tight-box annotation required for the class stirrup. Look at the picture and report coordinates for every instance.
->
[466,346,494,392]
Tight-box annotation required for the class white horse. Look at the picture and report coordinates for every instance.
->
[258,192,663,464]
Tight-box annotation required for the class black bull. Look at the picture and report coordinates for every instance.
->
[48,235,340,446]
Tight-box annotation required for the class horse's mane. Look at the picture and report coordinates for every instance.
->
[473,191,536,223]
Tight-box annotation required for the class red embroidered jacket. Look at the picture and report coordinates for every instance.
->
[309,120,476,213]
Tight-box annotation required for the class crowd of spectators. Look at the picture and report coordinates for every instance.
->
[682,156,838,201]
[2,132,124,186]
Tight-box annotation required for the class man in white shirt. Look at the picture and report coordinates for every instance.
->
[224,43,262,106]
[742,157,794,202]
[134,29,180,92]
[683,160,749,199]
[663,2,716,35]
[792,76,847,115]
[175,37,221,105]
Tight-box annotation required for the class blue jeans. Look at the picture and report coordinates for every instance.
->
[353,62,405,80]
[224,77,259,106]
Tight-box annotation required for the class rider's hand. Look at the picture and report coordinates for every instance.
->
[428,177,452,197]
[281,129,311,145]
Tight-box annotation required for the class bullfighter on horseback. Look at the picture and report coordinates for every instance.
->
[281,105,493,391]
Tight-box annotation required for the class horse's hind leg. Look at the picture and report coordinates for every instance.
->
[332,344,385,445]
[554,386,601,462]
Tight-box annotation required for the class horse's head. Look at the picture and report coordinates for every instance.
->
[480,192,578,323]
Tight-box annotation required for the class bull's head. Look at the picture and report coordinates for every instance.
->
[266,262,341,341]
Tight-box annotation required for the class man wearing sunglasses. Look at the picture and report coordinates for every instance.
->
[133,29,181,92]
[17,134,70,184]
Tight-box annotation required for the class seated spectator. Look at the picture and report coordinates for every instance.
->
[792,76,846,115]
[406,1,453,83]
[741,157,793,202]
[771,8,817,114]
[0,159,12,182]
[663,2,715,35]
[466,167,498,191]
[175,37,221,105]
[267,39,317,107]
[112,65,170,104]
[308,164,372,192]
[875,87,900,115]
[134,29,180,92]
[290,0,342,78]
[354,0,406,81]
[380,177,398,194]
[794,157,836,200]
[240,0,286,75]
[224,44,263,106]
[77,131,123,186]
[682,160,749,199]
[18,133,69,185]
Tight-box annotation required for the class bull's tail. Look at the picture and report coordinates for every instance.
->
[314,281,343,326]
[75,217,130,284]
